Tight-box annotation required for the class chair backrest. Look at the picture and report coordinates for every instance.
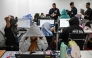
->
[0,31,6,47]
[69,33,88,50]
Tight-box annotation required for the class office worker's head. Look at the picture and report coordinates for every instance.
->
[41,13,45,16]
[69,17,79,26]
[70,2,74,8]
[86,2,90,9]
[5,16,18,28]
[41,13,44,15]
[52,3,56,9]
[34,13,39,19]
[25,36,42,51]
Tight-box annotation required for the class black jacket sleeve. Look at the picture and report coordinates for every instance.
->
[56,9,60,16]
[73,8,77,16]
[49,9,52,15]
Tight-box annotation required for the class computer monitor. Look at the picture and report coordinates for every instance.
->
[39,19,54,27]
[18,18,30,28]
[60,19,70,28]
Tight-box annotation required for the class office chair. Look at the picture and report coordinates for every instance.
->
[0,31,13,51]
[69,33,88,50]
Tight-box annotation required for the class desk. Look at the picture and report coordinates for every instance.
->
[88,50,92,55]
[57,29,92,33]
[2,51,92,58]
[0,50,6,57]
[84,29,92,33]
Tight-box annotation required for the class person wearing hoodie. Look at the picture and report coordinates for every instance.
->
[60,9,70,19]
[59,17,84,44]
[70,2,77,18]
[19,23,48,52]
[41,22,54,36]
[41,22,54,46]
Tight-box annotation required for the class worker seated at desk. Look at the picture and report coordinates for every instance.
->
[41,22,54,36]
[59,17,84,45]
[4,15,19,51]
[60,9,70,19]
[19,23,48,52]
[40,13,46,18]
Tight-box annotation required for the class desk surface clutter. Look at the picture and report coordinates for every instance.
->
[1,50,92,58]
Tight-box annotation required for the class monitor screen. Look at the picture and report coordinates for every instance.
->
[60,19,70,27]
[39,19,54,27]
[18,18,30,28]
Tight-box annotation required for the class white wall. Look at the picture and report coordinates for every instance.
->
[0,0,18,28]
[0,0,92,29]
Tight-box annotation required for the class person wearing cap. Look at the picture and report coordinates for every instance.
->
[70,2,77,18]
[19,23,48,52]
[4,16,19,51]
[49,3,60,20]
[59,17,84,44]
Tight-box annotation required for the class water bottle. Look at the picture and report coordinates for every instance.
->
[67,48,71,58]
[60,42,67,58]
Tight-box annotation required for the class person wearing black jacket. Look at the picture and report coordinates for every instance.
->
[49,3,60,20]
[84,2,92,21]
[4,16,19,51]
[70,2,77,18]
[59,17,84,44]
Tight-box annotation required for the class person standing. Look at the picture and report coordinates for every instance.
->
[83,2,92,21]
[49,3,60,20]
[70,2,77,18]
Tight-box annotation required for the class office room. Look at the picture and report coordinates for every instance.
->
[0,0,92,58]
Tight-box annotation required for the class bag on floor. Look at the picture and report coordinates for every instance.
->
[68,40,81,58]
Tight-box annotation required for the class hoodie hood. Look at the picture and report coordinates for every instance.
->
[25,23,44,37]
[61,9,67,15]
[69,17,79,26]
[41,22,53,36]
[60,9,70,18]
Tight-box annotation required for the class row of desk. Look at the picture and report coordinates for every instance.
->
[0,50,92,58]
[57,28,92,33]
[8,27,92,58]
[19,27,92,34]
